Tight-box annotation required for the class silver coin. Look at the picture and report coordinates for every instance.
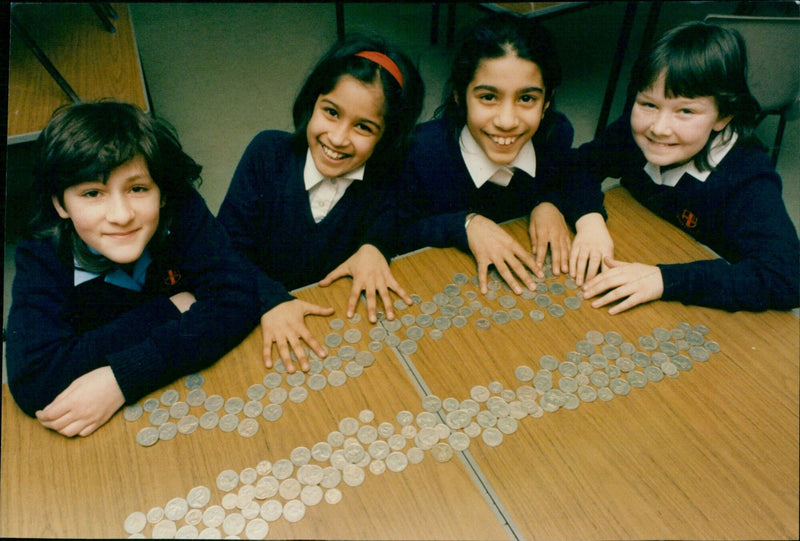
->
[342,464,366,487]
[268,387,288,404]
[398,339,418,355]
[416,411,438,428]
[324,355,343,371]
[415,314,433,329]
[577,385,598,402]
[279,478,302,500]
[539,355,559,370]
[406,447,425,464]
[406,326,424,340]
[430,442,454,463]
[147,506,165,524]
[286,371,305,387]
[616,357,635,373]
[186,388,207,407]
[638,335,658,350]
[216,469,239,492]
[243,400,263,418]
[262,372,283,389]
[475,318,491,330]
[609,378,631,395]
[177,415,199,435]
[653,327,672,342]
[433,317,451,331]
[169,401,190,419]
[245,518,269,539]
[324,333,343,348]
[218,413,239,432]
[259,500,283,522]
[224,397,244,415]
[422,395,442,412]
[659,341,679,356]
[338,345,357,360]
[149,408,169,426]
[492,310,510,325]
[428,329,443,340]
[627,371,648,388]
[704,340,721,353]
[558,361,578,377]
[400,314,416,327]
[199,411,219,430]
[158,422,178,441]
[142,398,160,412]
[357,425,379,445]
[534,294,552,308]
[498,295,517,309]
[307,373,327,391]
[575,340,594,356]
[620,342,636,355]
[124,511,147,534]
[393,299,409,311]
[688,346,710,362]
[262,403,283,422]
[343,328,362,344]
[368,326,387,342]
[672,354,693,371]
[329,318,345,331]
[470,385,490,402]
[514,365,534,382]
[388,434,406,451]
[496,416,518,434]
[644,365,664,382]
[596,387,614,401]
[123,404,143,422]
[222,512,245,536]
[237,418,258,437]
[161,389,180,406]
[481,427,503,447]
[396,410,414,426]
[289,386,309,403]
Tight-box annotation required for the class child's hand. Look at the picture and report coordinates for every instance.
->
[569,213,615,286]
[319,244,412,324]
[529,202,571,275]
[35,366,125,437]
[260,299,334,373]
[582,257,664,314]
[467,214,541,295]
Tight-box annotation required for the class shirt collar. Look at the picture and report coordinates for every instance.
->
[459,126,537,188]
[644,130,738,187]
[303,149,366,191]
[74,248,152,292]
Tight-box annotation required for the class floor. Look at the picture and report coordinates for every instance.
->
[4,2,799,378]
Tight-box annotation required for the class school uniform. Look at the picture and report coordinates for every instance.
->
[564,113,800,311]
[217,130,396,314]
[395,111,574,255]
[5,189,260,417]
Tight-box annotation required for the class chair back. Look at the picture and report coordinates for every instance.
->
[704,15,800,113]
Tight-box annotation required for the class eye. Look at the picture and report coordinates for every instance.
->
[679,108,694,115]
[519,94,539,104]
[323,106,339,118]
[130,185,150,193]
[355,122,375,134]
[80,189,102,198]
[478,93,497,103]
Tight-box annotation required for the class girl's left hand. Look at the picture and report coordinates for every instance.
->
[319,244,412,323]
[582,257,664,314]
[35,366,125,437]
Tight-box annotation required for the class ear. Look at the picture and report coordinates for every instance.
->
[52,196,70,219]
[713,115,733,132]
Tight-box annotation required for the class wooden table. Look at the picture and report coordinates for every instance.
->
[8,3,149,144]
[2,187,797,539]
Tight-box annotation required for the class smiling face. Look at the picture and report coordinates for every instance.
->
[306,74,386,178]
[464,52,549,165]
[52,155,162,265]
[631,72,732,169]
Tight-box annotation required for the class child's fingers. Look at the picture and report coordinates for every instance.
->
[319,265,347,287]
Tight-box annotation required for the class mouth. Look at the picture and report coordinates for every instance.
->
[105,229,138,239]
[488,134,519,147]
[320,142,351,160]
[645,136,677,148]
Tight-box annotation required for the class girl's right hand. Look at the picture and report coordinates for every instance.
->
[569,213,615,286]
[467,214,542,295]
[260,299,335,373]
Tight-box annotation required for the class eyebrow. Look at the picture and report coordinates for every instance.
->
[319,98,384,131]
[471,84,544,95]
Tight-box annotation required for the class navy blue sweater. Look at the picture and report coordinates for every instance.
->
[217,130,397,314]
[395,112,574,255]
[564,114,800,311]
[6,190,260,417]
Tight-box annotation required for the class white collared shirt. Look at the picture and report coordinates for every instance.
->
[459,126,537,188]
[644,130,738,187]
[304,149,365,222]
[74,248,152,292]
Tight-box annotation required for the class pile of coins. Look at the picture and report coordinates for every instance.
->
[124,321,720,538]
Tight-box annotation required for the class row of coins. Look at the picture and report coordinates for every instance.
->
[125,265,581,447]
[124,322,720,538]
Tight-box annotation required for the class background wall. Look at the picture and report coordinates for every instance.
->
[4,2,799,344]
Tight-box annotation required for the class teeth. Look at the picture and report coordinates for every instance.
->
[322,144,346,160]
[490,135,517,146]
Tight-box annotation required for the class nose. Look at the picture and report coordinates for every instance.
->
[493,100,519,131]
[327,121,350,148]
[106,193,135,225]
[650,111,672,136]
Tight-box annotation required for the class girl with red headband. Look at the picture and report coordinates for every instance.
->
[218,34,424,373]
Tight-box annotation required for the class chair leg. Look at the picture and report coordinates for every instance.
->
[90,3,116,33]
[772,112,787,167]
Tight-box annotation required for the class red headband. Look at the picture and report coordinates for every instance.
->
[355,51,404,88]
